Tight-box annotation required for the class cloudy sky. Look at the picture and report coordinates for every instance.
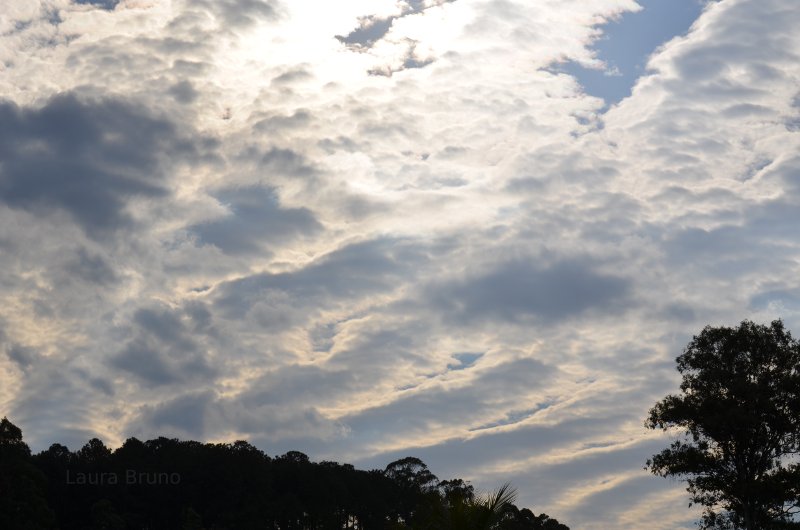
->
[2,0,799,527]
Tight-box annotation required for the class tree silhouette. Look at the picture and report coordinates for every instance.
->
[0,416,569,529]
[447,482,517,530]
[384,456,441,526]
[0,417,55,529]
[646,320,800,529]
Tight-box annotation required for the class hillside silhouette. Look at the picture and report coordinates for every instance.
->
[0,417,569,530]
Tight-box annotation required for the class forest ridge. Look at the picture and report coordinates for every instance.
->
[0,418,569,530]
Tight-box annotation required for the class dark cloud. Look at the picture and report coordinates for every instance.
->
[128,387,344,444]
[745,198,800,244]
[770,156,800,193]
[260,147,317,177]
[133,306,195,349]
[428,258,631,324]
[1,328,40,372]
[112,343,181,386]
[109,305,217,387]
[190,186,322,255]
[183,301,215,334]
[722,103,773,119]
[136,391,215,438]
[74,0,120,9]
[214,238,427,320]
[660,219,796,280]
[664,226,746,258]
[342,358,555,436]
[188,0,281,28]
[171,59,210,77]
[63,248,118,285]
[651,184,738,207]
[271,68,314,86]
[353,413,623,476]
[168,80,199,104]
[254,110,313,132]
[100,35,208,60]
[241,365,355,408]
[235,146,318,179]
[505,176,549,193]
[0,93,199,238]
[5,343,37,370]
[8,363,102,452]
[317,136,360,153]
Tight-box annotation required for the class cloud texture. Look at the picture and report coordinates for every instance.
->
[2,0,799,528]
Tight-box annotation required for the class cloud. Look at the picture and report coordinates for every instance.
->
[0,93,199,238]
[133,390,215,438]
[241,364,356,408]
[2,0,800,528]
[109,304,218,387]
[128,386,346,444]
[187,0,282,28]
[427,258,631,324]
[74,0,120,10]
[5,343,38,370]
[367,39,435,77]
[212,238,427,323]
[337,15,395,50]
[4,354,111,451]
[336,0,457,50]
[336,0,457,74]
[236,147,319,180]
[167,80,199,104]
[62,248,118,285]
[341,357,557,440]
[189,186,322,255]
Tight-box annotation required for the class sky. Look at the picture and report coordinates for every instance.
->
[1,0,799,528]
[559,0,707,104]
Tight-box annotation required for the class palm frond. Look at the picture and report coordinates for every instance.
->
[484,482,517,515]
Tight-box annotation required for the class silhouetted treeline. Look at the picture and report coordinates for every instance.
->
[0,418,568,530]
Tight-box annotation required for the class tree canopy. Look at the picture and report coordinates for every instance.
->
[0,417,568,530]
[646,319,800,529]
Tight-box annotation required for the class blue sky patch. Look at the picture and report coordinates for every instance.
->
[447,352,483,371]
[560,0,707,106]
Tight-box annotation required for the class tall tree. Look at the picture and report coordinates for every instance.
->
[0,417,55,529]
[646,320,800,529]
[384,456,440,526]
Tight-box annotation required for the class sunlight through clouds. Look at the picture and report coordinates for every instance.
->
[2,0,799,527]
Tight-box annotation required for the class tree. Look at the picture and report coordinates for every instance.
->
[466,483,518,530]
[20,425,568,529]
[384,456,441,525]
[646,319,800,529]
[0,417,56,529]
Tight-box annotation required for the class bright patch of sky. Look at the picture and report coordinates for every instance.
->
[561,0,707,106]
